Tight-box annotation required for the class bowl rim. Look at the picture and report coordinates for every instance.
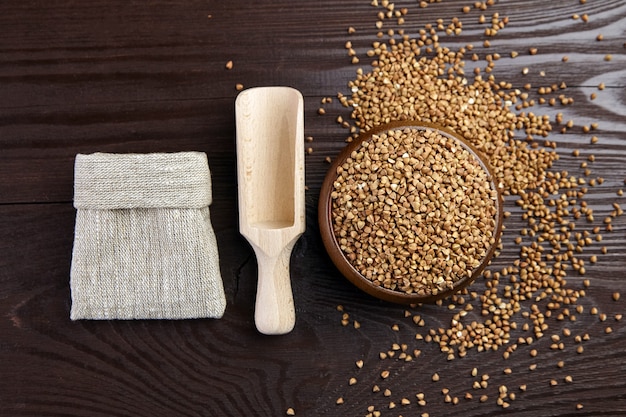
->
[318,120,504,304]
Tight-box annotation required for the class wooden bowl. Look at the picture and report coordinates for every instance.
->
[318,121,504,304]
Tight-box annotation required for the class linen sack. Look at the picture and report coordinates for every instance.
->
[69,152,226,320]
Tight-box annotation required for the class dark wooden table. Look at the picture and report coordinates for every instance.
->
[2,1,625,416]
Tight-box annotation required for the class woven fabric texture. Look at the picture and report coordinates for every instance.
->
[73,152,212,209]
[70,152,226,320]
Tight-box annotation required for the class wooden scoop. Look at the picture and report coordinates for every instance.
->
[235,86,305,335]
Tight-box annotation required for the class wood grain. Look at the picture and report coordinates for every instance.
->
[1,0,625,416]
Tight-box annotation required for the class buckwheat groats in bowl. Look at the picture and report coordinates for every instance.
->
[319,121,503,304]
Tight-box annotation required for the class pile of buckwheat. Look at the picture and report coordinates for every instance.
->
[331,127,499,296]
[315,0,624,414]
[338,27,558,197]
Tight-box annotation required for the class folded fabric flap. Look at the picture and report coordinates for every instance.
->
[73,152,212,209]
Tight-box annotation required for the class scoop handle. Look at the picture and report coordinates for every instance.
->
[253,242,297,335]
